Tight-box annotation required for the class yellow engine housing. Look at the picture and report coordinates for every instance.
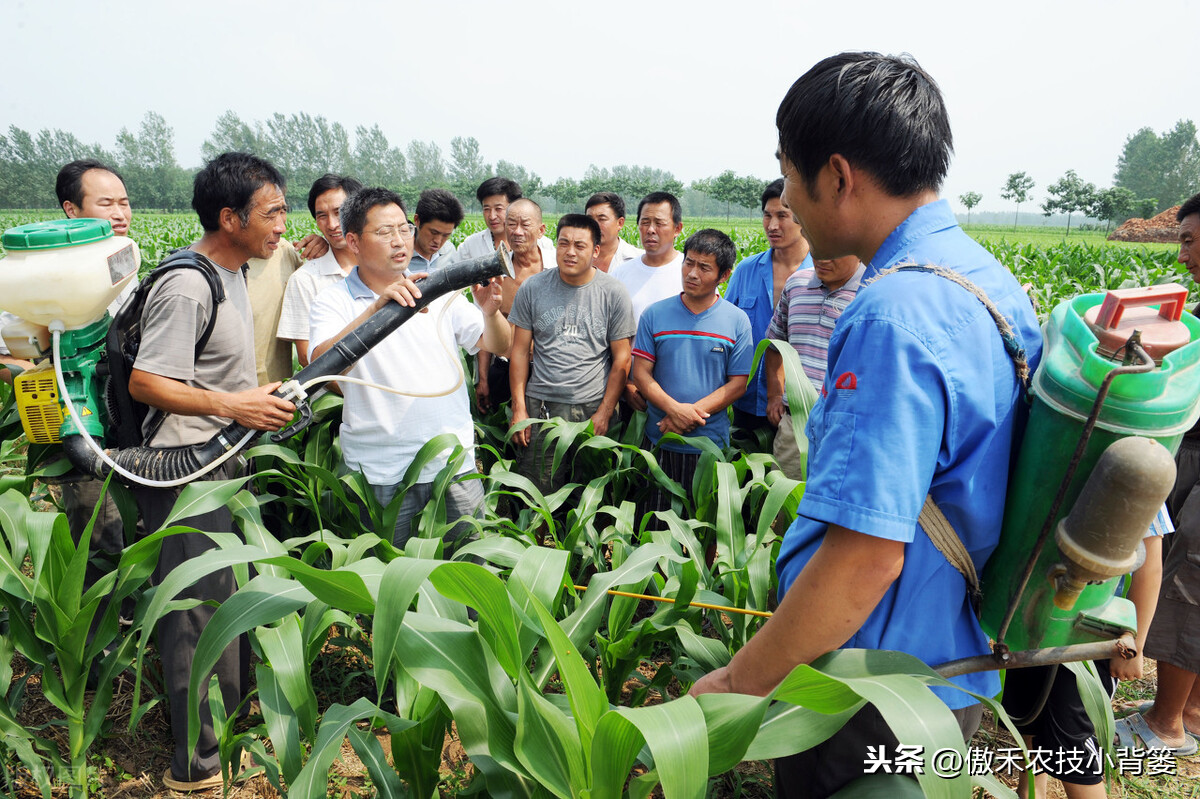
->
[14,362,63,444]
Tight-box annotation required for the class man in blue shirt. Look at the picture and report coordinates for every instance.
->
[723,178,812,432]
[631,229,753,498]
[689,52,1043,797]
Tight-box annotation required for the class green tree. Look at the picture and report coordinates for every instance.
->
[0,125,111,208]
[495,159,543,199]
[448,136,491,209]
[1137,197,1159,219]
[1041,170,1095,236]
[959,191,982,227]
[1086,186,1137,234]
[999,172,1035,231]
[350,124,407,190]
[543,177,582,213]
[256,113,352,208]
[115,112,191,210]
[1114,120,1200,214]
[200,111,263,162]
[405,140,447,191]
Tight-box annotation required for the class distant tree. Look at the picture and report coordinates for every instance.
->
[544,177,582,213]
[448,136,491,208]
[115,112,190,210]
[351,124,407,189]
[691,170,765,220]
[999,172,1035,231]
[201,111,263,161]
[1137,197,1159,219]
[959,191,982,227]
[405,140,447,191]
[1086,186,1137,234]
[1041,169,1095,236]
[495,159,543,199]
[0,125,111,208]
[1114,120,1200,214]
[257,113,352,207]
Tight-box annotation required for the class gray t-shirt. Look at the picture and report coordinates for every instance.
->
[133,254,257,447]
[508,268,635,404]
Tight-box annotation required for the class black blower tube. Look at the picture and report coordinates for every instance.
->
[64,247,514,484]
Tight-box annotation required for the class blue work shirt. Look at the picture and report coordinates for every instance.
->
[775,200,1043,708]
[724,249,814,416]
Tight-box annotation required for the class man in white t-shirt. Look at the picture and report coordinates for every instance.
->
[585,191,643,273]
[309,187,510,548]
[611,191,685,411]
[276,174,363,366]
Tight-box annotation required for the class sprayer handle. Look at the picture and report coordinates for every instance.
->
[1094,284,1189,329]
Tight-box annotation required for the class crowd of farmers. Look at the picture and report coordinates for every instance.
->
[3,51,1200,797]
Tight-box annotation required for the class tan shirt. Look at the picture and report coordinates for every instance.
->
[245,239,302,384]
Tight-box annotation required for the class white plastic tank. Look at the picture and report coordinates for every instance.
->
[0,219,140,329]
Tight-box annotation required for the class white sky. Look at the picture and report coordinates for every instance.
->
[2,0,1191,214]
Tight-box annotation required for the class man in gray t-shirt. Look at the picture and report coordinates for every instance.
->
[508,214,634,492]
[128,153,296,792]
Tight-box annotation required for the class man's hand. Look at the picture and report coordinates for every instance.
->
[1109,652,1145,682]
[689,666,734,697]
[661,402,708,434]
[223,383,296,431]
[623,382,647,411]
[510,407,532,447]
[766,395,785,426]
[374,274,425,311]
[295,233,329,260]
[474,277,504,316]
[476,372,491,412]
[590,408,613,437]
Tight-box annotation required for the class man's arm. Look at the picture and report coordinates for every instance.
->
[631,356,708,433]
[593,338,632,437]
[508,325,534,447]
[1110,534,1161,681]
[476,351,493,410]
[691,524,904,696]
[294,234,329,261]
[129,369,295,431]
[765,348,786,425]
[294,339,311,367]
[473,278,513,356]
[0,355,33,385]
[310,277,422,362]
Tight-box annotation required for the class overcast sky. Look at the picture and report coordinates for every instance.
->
[3,0,1190,214]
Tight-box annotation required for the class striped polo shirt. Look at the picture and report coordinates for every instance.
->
[765,264,865,392]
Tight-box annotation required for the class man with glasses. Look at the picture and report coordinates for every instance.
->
[309,187,510,547]
[611,191,685,412]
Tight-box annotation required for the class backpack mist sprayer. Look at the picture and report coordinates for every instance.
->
[0,218,514,488]
[936,284,1200,678]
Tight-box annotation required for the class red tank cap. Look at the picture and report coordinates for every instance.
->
[1084,284,1191,363]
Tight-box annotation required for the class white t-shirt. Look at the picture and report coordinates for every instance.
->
[610,252,684,325]
[309,267,484,485]
[276,250,350,341]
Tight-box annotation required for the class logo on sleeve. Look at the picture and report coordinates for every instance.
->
[835,372,857,391]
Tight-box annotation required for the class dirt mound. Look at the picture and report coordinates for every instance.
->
[1108,206,1181,242]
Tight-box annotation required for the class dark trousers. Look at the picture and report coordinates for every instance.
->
[63,478,132,635]
[488,357,511,408]
[133,467,248,781]
[774,702,983,798]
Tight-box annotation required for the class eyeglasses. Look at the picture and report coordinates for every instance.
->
[369,223,416,241]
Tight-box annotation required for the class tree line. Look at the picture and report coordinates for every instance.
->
[959,119,1199,232]
[0,111,772,219]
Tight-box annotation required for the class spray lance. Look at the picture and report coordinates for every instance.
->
[0,218,514,488]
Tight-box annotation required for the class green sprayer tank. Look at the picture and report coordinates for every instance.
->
[980,285,1200,651]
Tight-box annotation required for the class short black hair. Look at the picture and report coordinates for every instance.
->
[637,191,682,226]
[192,152,286,232]
[683,228,737,275]
[556,214,601,246]
[476,177,522,204]
[307,173,363,217]
[585,191,625,219]
[776,52,953,198]
[1178,193,1200,223]
[415,188,465,226]
[761,178,785,210]
[340,187,407,237]
[55,159,125,209]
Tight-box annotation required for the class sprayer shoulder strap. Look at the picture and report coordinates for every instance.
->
[878,262,1032,614]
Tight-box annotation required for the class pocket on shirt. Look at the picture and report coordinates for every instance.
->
[808,409,854,493]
